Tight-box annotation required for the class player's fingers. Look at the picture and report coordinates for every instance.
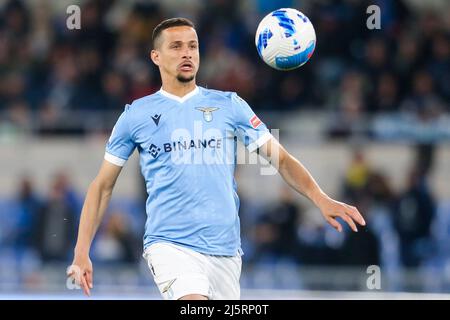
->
[81,273,91,296]
[327,217,342,233]
[85,270,93,289]
[340,212,358,232]
[345,205,366,226]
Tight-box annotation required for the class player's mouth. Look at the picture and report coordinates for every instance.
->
[179,61,194,72]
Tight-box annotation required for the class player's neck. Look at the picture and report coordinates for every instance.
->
[161,80,197,98]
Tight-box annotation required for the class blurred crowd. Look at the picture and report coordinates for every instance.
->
[0,0,448,136]
[0,171,143,266]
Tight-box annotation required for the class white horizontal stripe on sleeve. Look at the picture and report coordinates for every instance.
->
[104,152,127,167]
[247,132,272,153]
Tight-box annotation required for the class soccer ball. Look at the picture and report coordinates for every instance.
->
[255,8,316,71]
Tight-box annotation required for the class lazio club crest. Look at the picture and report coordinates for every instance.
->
[196,107,219,122]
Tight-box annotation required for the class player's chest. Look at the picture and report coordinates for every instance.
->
[133,104,233,145]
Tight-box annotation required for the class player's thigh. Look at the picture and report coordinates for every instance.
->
[143,243,211,300]
[208,254,242,300]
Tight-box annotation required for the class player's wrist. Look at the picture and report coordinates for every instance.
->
[74,244,90,257]
[311,190,330,209]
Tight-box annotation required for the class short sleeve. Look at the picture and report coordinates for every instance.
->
[232,93,271,152]
[104,104,136,166]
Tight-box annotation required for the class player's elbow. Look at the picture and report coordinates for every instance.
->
[90,176,115,197]
[277,146,290,171]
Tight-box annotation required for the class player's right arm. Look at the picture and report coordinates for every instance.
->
[69,160,122,296]
[68,104,135,296]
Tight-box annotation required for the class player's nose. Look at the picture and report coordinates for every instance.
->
[182,51,192,60]
[181,46,193,59]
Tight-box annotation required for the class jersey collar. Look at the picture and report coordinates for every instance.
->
[159,86,199,103]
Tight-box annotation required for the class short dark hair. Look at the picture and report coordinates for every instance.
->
[152,18,195,49]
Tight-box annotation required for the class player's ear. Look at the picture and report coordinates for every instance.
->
[150,49,160,66]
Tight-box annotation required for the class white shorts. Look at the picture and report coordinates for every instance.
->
[143,242,242,300]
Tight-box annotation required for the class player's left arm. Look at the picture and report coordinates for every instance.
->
[258,136,366,232]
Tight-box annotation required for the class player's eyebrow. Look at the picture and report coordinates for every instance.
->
[169,40,198,46]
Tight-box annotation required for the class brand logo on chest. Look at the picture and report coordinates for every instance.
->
[151,114,161,126]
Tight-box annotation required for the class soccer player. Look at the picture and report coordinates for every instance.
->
[68,18,366,300]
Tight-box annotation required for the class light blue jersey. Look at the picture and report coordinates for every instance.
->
[105,86,271,256]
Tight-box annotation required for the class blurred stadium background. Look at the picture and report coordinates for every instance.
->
[0,0,449,299]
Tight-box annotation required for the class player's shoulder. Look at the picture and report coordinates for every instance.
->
[118,91,164,121]
[199,86,238,102]
[127,91,162,110]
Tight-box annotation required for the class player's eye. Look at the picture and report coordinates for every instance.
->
[190,44,198,49]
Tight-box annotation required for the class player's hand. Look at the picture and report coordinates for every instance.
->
[316,196,366,232]
[67,255,93,296]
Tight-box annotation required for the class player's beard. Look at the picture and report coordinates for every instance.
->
[176,73,195,83]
